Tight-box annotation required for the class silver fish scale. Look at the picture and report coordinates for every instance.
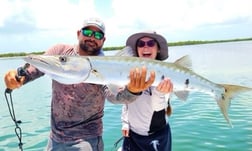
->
[87,56,224,96]
[25,55,252,126]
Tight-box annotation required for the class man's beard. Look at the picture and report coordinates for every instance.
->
[79,40,102,55]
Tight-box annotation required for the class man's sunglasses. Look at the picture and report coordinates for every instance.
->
[81,28,104,40]
[137,39,156,48]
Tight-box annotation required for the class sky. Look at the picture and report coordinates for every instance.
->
[0,0,252,53]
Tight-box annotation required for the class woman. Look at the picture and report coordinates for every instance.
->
[121,31,173,151]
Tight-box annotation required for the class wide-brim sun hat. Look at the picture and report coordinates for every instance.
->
[126,31,168,60]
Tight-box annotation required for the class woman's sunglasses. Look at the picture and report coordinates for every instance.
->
[137,39,156,48]
[81,28,104,40]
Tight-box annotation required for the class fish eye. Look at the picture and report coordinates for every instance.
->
[59,56,67,63]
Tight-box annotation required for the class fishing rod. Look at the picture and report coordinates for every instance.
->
[4,63,30,151]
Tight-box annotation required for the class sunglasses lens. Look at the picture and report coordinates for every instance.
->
[137,40,146,47]
[81,29,104,40]
[94,32,104,40]
[146,40,155,47]
[137,40,155,48]
[82,29,93,37]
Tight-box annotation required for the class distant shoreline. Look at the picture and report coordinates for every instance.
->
[1,37,252,58]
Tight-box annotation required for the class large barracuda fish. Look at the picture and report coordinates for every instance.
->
[23,48,252,127]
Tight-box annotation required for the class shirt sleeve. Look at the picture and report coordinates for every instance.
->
[151,87,171,111]
[104,84,140,104]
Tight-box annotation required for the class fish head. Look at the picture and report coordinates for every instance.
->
[24,55,92,84]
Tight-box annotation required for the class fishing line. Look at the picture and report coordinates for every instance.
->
[110,136,124,151]
[4,63,30,151]
[4,89,23,151]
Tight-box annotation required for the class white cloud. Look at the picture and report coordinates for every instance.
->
[0,0,15,26]
[109,0,252,31]
[0,0,102,52]
[1,0,252,52]
[0,0,101,30]
[102,0,252,46]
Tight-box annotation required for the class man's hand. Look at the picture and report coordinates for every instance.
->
[127,66,155,93]
[4,70,25,90]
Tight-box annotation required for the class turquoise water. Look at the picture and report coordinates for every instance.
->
[1,41,252,151]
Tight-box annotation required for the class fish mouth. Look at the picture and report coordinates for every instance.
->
[35,57,50,65]
[25,55,50,65]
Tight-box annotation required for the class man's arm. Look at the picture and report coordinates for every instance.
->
[4,65,44,90]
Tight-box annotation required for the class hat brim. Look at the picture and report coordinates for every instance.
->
[83,24,105,34]
[126,32,168,60]
[82,18,106,34]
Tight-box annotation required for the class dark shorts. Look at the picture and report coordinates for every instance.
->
[122,123,172,151]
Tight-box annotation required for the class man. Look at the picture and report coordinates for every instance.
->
[4,17,155,151]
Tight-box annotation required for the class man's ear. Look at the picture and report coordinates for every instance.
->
[102,37,106,43]
[77,30,81,38]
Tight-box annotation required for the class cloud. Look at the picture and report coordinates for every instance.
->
[0,0,100,52]
[0,12,37,35]
[110,0,252,30]
[103,0,252,46]
[1,0,252,52]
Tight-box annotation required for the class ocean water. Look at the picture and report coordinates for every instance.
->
[0,41,252,151]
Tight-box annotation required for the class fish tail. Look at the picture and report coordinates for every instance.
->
[217,84,252,127]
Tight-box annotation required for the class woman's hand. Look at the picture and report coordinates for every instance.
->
[122,129,129,137]
[127,66,155,93]
[156,77,173,94]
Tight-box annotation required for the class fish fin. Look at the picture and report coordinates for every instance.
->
[114,46,137,57]
[104,84,125,102]
[174,90,190,101]
[217,84,252,127]
[174,55,192,70]
[86,69,106,84]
